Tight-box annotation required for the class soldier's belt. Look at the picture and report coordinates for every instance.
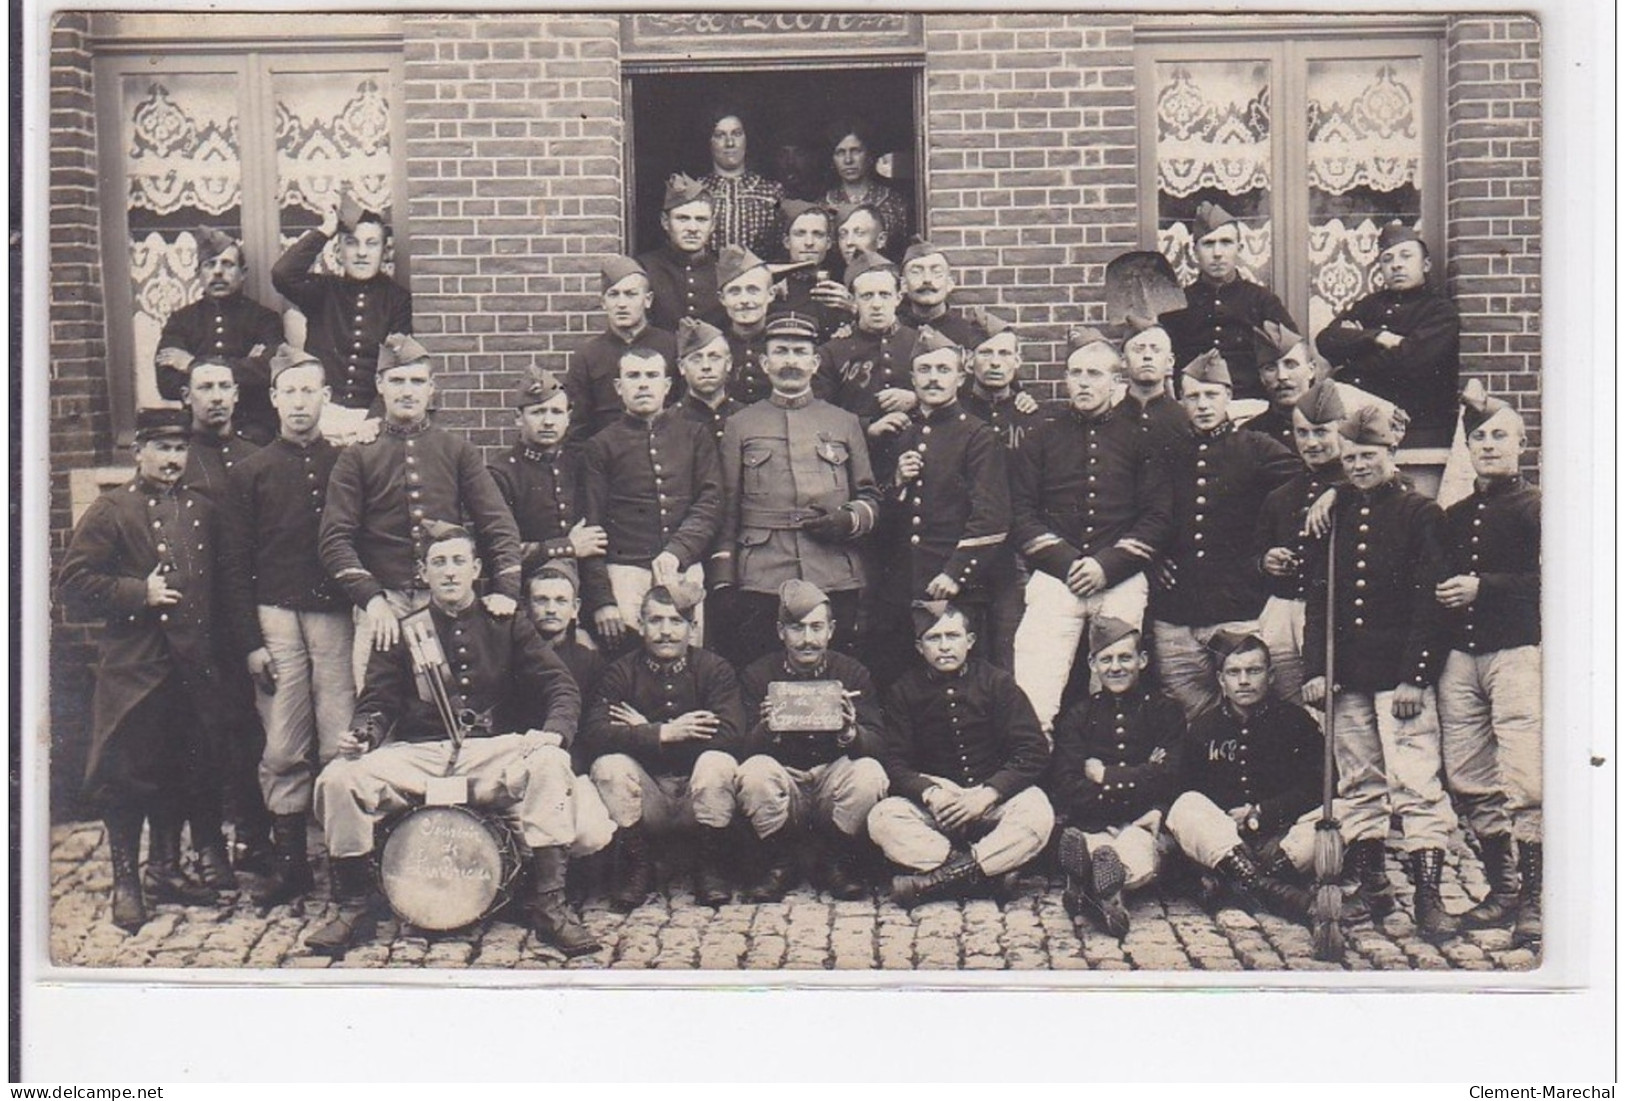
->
[741,507,822,529]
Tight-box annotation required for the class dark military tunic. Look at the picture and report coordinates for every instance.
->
[581,648,749,776]
[1008,402,1174,589]
[960,384,1050,454]
[353,600,579,746]
[1180,698,1322,837]
[1304,479,1449,691]
[318,419,525,607]
[488,442,587,570]
[637,243,721,334]
[1049,686,1186,830]
[178,430,262,505]
[897,303,981,351]
[1253,461,1345,603]
[564,324,680,442]
[817,323,921,427]
[739,650,886,770]
[721,326,774,406]
[1239,402,1296,453]
[1441,476,1541,655]
[880,659,1049,802]
[1317,286,1460,436]
[271,230,413,410]
[155,294,286,444]
[674,392,746,451]
[1159,277,1296,402]
[1150,423,1299,627]
[779,271,854,344]
[1121,391,1192,459]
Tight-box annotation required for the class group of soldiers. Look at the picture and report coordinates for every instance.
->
[58,158,1542,964]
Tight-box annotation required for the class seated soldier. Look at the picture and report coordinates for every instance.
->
[308,522,602,959]
[736,580,889,902]
[1048,617,1186,939]
[582,584,748,910]
[867,602,1054,907]
[1164,630,1327,922]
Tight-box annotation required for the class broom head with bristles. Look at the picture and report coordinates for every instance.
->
[1311,817,1346,961]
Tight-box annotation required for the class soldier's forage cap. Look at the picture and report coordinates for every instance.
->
[677,317,728,360]
[420,519,473,546]
[1066,326,1116,355]
[269,344,323,384]
[1182,348,1233,389]
[134,407,192,442]
[655,577,705,616]
[780,198,831,227]
[1087,615,1140,656]
[531,558,580,592]
[600,256,648,293]
[663,173,710,212]
[1188,200,1240,241]
[912,325,962,360]
[966,306,1015,349]
[337,194,381,235]
[901,237,948,266]
[195,226,239,264]
[377,333,431,377]
[910,599,958,639]
[1338,401,1409,447]
[1294,378,1346,426]
[1206,627,1268,663]
[1255,320,1306,359]
[716,244,768,290]
[513,365,564,410]
[762,310,820,343]
[778,578,831,624]
[1460,379,1523,434]
[843,249,897,290]
[1377,220,1424,254]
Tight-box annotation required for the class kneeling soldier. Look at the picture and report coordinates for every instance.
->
[868,602,1054,907]
[1048,617,1185,938]
[308,522,599,958]
[736,580,889,901]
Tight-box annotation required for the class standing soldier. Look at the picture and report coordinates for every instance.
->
[831,203,890,269]
[672,317,744,449]
[896,239,981,349]
[713,311,881,667]
[218,349,354,907]
[1436,387,1542,945]
[1118,316,1191,454]
[817,251,920,447]
[776,201,854,343]
[318,334,525,687]
[271,198,412,443]
[1302,403,1460,940]
[155,227,284,444]
[711,245,777,405]
[1158,201,1296,403]
[1148,350,1299,721]
[176,357,262,502]
[57,409,225,930]
[564,258,680,442]
[638,174,720,333]
[1243,323,1327,451]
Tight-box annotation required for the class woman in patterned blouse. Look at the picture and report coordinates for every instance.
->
[700,105,785,258]
[821,116,912,258]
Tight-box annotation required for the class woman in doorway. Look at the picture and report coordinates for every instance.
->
[700,104,785,258]
[822,116,911,259]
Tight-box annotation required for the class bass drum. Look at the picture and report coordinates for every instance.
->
[377,805,523,932]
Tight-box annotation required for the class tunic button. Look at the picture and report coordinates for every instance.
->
[159,614,169,623]
[1354,617,1364,627]
[910,535,920,545]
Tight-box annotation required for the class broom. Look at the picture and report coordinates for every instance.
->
[1311,510,1346,962]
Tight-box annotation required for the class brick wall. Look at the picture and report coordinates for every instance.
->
[922,13,1138,400]
[48,12,110,819]
[401,13,624,450]
[1444,15,1542,476]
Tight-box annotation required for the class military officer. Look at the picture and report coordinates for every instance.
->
[271,197,412,441]
[564,257,680,442]
[699,107,785,257]
[1436,386,1542,945]
[1252,378,1348,702]
[1243,322,1327,451]
[638,174,721,333]
[57,409,226,931]
[1317,220,1461,443]
[713,311,882,668]
[1118,315,1191,455]
[1009,328,1174,729]
[307,522,600,959]
[735,580,889,901]
[1148,350,1299,721]
[155,227,285,444]
[868,602,1054,908]
[672,317,745,448]
[817,251,920,445]
[318,334,525,687]
[776,200,855,343]
[1158,201,1297,402]
[896,239,981,349]
[710,245,777,405]
[868,326,1010,687]
[1048,617,1186,938]
[1302,403,1459,940]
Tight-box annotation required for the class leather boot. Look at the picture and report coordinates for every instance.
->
[232,817,276,876]
[741,826,800,903]
[1344,838,1397,920]
[143,814,216,906]
[104,812,148,933]
[192,823,237,892]
[1513,840,1542,947]
[692,825,734,907]
[1408,847,1461,941]
[250,813,315,908]
[1460,833,1520,929]
[608,823,654,913]
[817,827,870,901]
[527,847,601,958]
[1058,827,1130,938]
[1212,845,1267,914]
[305,856,381,956]
[889,848,986,909]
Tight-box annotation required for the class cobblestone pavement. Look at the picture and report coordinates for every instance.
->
[48,821,1539,973]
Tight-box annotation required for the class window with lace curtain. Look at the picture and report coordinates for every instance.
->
[1136,31,1444,348]
[93,45,406,438]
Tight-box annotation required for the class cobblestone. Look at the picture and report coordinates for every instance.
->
[47,821,1537,974]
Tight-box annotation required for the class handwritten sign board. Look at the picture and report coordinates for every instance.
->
[766,679,847,733]
[622,13,924,59]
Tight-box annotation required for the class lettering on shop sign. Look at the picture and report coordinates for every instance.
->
[623,13,923,56]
